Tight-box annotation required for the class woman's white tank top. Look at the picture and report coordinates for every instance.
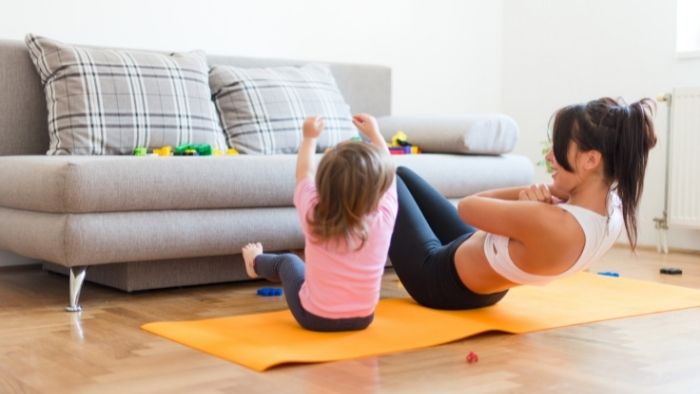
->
[483,192,623,285]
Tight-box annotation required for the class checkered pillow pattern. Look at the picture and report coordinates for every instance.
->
[209,64,356,154]
[25,34,227,155]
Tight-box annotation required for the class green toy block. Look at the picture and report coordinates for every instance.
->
[195,144,212,156]
[174,144,212,156]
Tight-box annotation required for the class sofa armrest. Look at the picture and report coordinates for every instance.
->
[377,114,519,155]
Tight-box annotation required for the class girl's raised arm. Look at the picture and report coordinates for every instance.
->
[296,117,324,183]
[352,114,389,154]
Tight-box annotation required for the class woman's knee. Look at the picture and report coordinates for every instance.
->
[396,166,412,178]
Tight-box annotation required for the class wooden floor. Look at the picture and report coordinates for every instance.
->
[1,247,699,394]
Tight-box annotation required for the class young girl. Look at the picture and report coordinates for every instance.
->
[388,97,657,310]
[242,114,397,331]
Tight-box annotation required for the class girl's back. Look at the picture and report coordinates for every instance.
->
[295,175,397,318]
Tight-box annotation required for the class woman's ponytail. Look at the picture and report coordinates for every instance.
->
[611,99,657,249]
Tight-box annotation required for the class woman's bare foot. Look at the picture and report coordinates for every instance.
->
[242,242,263,278]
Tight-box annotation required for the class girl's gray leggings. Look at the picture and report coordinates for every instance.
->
[254,253,374,332]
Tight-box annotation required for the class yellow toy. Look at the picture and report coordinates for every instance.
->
[390,130,409,148]
[211,148,239,156]
[153,146,172,156]
[388,130,420,155]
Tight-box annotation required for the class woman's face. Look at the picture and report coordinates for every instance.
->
[545,141,582,193]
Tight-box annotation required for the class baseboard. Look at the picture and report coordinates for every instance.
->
[612,242,700,256]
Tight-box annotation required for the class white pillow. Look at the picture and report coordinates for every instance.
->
[377,114,519,155]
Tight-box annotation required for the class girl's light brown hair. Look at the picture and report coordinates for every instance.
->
[308,141,395,251]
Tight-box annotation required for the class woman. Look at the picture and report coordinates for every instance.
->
[388,97,657,309]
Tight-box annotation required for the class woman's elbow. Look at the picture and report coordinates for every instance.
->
[457,196,475,222]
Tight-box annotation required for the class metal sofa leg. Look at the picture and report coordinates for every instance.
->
[65,266,87,312]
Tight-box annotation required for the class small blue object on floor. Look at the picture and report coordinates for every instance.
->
[597,271,620,277]
[257,287,284,296]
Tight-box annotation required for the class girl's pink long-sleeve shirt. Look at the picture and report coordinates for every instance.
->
[294,177,398,319]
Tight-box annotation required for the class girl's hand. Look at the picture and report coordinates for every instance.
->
[352,113,380,138]
[518,184,554,204]
[303,116,325,139]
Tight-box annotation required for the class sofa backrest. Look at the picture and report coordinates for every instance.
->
[0,39,391,156]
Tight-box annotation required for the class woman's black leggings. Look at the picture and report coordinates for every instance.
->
[388,166,508,310]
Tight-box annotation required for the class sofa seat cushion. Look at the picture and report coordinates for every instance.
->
[0,154,533,213]
[0,155,296,213]
[392,154,533,197]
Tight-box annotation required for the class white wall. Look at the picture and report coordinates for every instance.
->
[0,0,503,266]
[0,0,503,115]
[502,0,700,250]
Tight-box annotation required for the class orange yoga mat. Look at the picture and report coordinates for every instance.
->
[142,273,700,371]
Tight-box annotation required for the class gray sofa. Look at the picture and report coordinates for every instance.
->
[0,39,533,311]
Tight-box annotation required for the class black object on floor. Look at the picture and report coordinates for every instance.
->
[660,267,683,275]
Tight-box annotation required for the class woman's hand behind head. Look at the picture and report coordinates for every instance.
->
[518,184,554,204]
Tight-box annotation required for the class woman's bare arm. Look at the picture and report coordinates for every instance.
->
[475,186,530,200]
[476,183,570,203]
[457,195,561,242]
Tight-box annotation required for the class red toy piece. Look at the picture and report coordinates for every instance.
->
[465,351,479,363]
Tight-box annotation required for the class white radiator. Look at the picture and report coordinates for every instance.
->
[667,88,700,229]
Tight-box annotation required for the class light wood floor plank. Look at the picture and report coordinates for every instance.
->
[0,247,698,393]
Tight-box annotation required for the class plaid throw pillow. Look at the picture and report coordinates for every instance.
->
[209,64,356,154]
[25,34,227,155]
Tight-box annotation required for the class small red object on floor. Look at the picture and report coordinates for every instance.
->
[465,351,479,363]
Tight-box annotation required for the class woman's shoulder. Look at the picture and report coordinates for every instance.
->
[497,202,584,251]
[460,195,565,239]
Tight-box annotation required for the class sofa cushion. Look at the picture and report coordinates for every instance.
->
[377,115,519,154]
[0,206,304,266]
[24,34,227,155]
[0,154,533,214]
[209,63,356,154]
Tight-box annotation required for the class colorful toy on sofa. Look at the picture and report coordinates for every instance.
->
[134,144,238,157]
[212,147,240,156]
[174,144,213,156]
[388,130,420,155]
[153,146,173,156]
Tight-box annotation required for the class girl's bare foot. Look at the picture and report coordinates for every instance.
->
[242,242,263,278]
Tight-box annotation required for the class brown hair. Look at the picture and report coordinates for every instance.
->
[308,141,395,251]
[551,97,657,249]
